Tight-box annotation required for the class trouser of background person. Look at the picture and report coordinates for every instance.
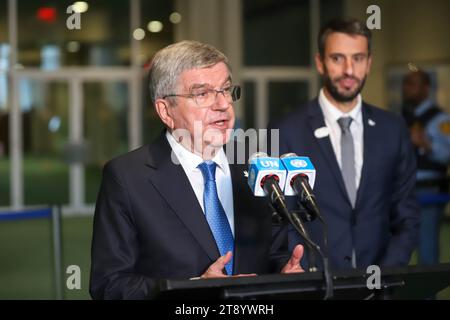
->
[418,186,446,265]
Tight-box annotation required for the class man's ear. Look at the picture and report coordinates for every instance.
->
[154,99,174,130]
[315,53,325,75]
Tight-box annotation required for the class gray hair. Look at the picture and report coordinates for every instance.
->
[148,40,231,105]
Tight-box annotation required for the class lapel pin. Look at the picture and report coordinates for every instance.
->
[243,170,249,178]
[314,127,330,139]
[368,119,376,127]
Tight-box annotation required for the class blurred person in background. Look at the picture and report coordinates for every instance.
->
[401,69,450,265]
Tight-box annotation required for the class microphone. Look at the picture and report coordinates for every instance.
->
[249,154,334,298]
[280,153,321,222]
[247,152,290,221]
[280,154,333,298]
[248,152,318,270]
[248,152,287,197]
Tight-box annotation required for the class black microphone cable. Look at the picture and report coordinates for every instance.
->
[279,154,333,299]
[260,174,318,273]
[293,174,329,262]
[264,193,334,300]
[288,210,334,300]
[281,153,330,274]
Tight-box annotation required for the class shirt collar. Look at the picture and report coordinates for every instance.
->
[165,130,229,173]
[319,88,362,126]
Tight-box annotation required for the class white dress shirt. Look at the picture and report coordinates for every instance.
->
[318,89,364,189]
[166,131,235,235]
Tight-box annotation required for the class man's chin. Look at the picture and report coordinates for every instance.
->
[338,94,359,102]
[199,131,232,159]
[207,131,232,148]
[205,124,233,143]
[330,88,360,103]
[326,76,365,103]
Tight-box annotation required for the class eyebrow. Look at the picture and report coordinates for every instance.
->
[188,76,232,91]
[329,52,367,57]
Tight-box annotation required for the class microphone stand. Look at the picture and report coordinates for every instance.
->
[289,211,334,300]
[273,203,317,273]
[293,202,318,272]
[293,176,331,280]
[263,177,317,274]
[262,176,334,299]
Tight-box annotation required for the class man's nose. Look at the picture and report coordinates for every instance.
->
[211,91,230,111]
[344,59,354,76]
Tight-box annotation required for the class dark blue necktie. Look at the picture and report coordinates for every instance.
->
[198,161,234,275]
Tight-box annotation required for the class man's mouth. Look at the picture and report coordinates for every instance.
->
[338,77,359,89]
[210,119,229,128]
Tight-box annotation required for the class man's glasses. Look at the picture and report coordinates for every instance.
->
[163,85,241,108]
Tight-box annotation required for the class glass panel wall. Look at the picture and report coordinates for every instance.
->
[140,1,175,144]
[84,81,129,204]
[23,80,70,205]
[0,1,9,206]
[243,0,311,66]
[17,0,130,68]
[269,81,309,121]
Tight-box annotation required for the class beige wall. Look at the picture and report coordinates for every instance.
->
[345,0,450,110]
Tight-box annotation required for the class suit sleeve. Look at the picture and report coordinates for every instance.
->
[268,220,291,272]
[380,120,420,267]
[90,161,156,300]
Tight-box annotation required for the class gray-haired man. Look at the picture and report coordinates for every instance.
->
[90,41,303,300]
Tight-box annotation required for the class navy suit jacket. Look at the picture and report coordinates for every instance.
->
[269,99,419,271]
[90,131,289,299]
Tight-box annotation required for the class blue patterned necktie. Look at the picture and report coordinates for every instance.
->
[198,160,234,275]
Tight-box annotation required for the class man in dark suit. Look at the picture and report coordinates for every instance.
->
[269,18,419,271]
[90,40,303,299]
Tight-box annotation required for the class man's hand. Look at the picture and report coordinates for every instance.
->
[200,252,257,279]
[200,251,232,278]
[281,245,305,274]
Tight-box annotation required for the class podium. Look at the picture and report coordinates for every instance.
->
[155,263,450,300]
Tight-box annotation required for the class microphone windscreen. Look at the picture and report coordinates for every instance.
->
[247,156,286,197]
[280,155,316,196]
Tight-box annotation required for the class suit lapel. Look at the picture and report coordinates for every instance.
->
[355,104,376,209]
[145,132,220,262]
[228,162,246,274]
[223,140,250,274]
[307,100,350,204]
